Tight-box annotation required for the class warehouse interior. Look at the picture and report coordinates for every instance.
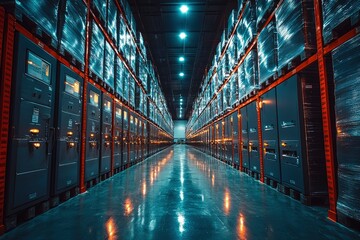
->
[0,0,359,239]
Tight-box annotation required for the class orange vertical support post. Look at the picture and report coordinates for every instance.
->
[313,0,337,221]
[80,0,91,193]
[256,97,264,183]
[0,7,4,67]
[0,13,15,234]
[239,112,243,172]
[237,110,241,170]
[232,118,235,167]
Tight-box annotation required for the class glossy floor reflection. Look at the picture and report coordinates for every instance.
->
[1,145,359,240]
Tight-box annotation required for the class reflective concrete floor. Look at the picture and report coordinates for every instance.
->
[1,145,360,240]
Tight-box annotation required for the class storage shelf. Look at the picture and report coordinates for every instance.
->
[186,0,360,223]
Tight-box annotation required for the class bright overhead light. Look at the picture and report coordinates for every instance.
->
[179,72,185,77]
[180,5,189,13]
[179,32,187,39]
[179,56,185,62]
[180,99,183,102]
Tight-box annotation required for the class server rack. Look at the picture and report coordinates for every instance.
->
[210,124,215,157]
[232,111,240,168]
[261,88,281,183]
[248,102,260,174]
[122,109,129,167]
[6,33,57,215]
[134,117,140,162]
[0,1,174,231]
[113,103,122,171]
[277,73,327,201]
[143,122,148,158]
[215,123,221,159]
[85,84,101,181]
[52,64,83,195]
[224,116,232,164]
[100,93,112,175]
[129,114,136,163]
[240,106,249,171]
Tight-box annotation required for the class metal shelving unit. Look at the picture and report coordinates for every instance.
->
[0,0,174,232]
[186,0,360,223]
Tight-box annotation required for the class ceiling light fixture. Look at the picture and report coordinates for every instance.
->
[179,56,185,62]
[179,32,187,39]
[180,5,189,14]
[179,72,185,77]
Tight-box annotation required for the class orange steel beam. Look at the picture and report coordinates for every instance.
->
[239,111,243,172]
[256,97,264,182]
[0,7,4,67]
[0,13,15,234]
[324,28,359,55]
[314,0,337,222]
[237,110,241,169]
[80,0,91,193]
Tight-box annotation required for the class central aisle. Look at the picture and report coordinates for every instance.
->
[1,145,359,240]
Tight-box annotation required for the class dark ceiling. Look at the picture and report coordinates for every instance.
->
[129,0,236,120]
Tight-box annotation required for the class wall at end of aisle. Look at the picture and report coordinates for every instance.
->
[174,120,187,141]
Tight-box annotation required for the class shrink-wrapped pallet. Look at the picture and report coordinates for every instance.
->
[119,16,127,53]
[227,38,237,71]
[223,82,231,111]
[227,9,236,37]
[135,85,143,113]
[1,0,60,45]
[129,80,135,107]
[258,20,278,84]
[90,21,105,80]
[240,50,258,98]
[107,0,118,44]
[332,34,360,222]
[238,1,256,55]
[143,94,148,117]
[230,73,239,106]
[322,0,360,45]
[256,0,278,28]
[92,0,107,22]
[104,41,115,90]
[60,0,87,65]
[276,0,315,71]
[123,67,129,103]
[115,57,124,99]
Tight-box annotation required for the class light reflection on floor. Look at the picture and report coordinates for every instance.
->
[0,145,359,240]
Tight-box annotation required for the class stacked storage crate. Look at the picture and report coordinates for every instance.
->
[276,0,316,74]
[332,33,360,225]
[60,0,87,70]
